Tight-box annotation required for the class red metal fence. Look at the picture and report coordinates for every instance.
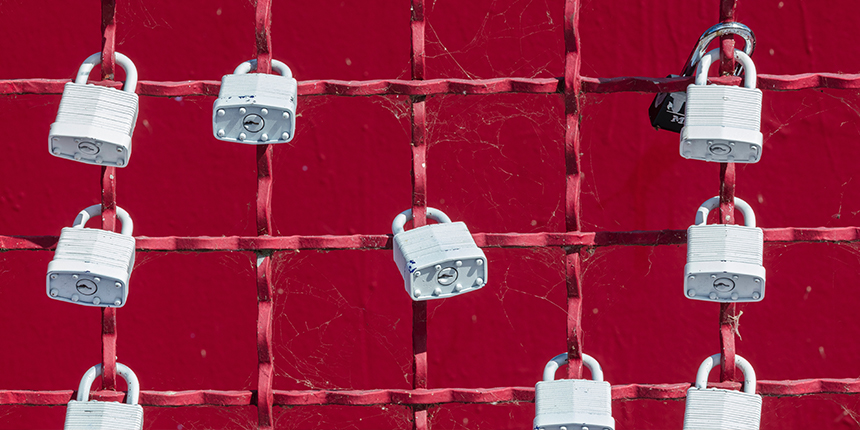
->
[2,0,860,429]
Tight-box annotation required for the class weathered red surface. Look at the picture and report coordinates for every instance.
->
[2,0,860,429]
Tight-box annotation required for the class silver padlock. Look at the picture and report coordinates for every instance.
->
[47,204,136,307]
[392,207,487,301]
[49,52,139,167]
[680,47,763,163]
[684,353,761,430]
[213,59,298,144]
[534,353,615,430]
[685,196,764,303]
[65,362,143,430]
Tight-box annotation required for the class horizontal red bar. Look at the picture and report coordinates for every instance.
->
[1,73,858,98]
[2,228,858,252]
[2,379,859,406]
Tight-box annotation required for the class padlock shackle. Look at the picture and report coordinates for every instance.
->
[694,353,757,395]
[72,204,134,236]
[74,52,139,93]
[694,196,756,228]
[542,353,604,382]
[76,362,140,405]
[391,207,453,235]
[694,48,757,89]
[233,59,294,79]
[683,22,755,77]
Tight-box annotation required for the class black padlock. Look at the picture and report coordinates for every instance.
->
[649,22,756,133]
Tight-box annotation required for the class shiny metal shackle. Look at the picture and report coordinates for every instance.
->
[683,22,756,77]
[72,204,134,236]
[76,362,140,405]
[542,353,604,382]
[695,196,756,228]
[695,48,757,88]
[694,353,757,395]
[233,59,293,79]
[74,52,138,93]
[391,207,453,236]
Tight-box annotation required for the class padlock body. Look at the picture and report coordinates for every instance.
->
[685,224,765,303]
[648,75,687,132]
[47,227,136,307]
[213,73,298,144]
[393,222,487,301]
[50,83,138,167]
[534,379,615,430]
[65,400,143,430]
[680,85,763,163]
[683,388,761,430]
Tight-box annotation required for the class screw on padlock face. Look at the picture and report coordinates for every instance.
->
[649,22,755,133]
[49,52,138,168]
[684,353,761,430]
[213,59,298,144]
[392,207,488,301]
[684,196,765,303]
[47,204,136,308]
[534,353,615,430]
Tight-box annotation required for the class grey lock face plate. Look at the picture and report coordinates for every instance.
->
[47,272,127,307]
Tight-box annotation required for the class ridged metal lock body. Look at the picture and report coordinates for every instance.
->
[680,48,763,163]
[392,207,487,301]
[213,59,298,144]
[685,197,765,303]
[684,354,761,430]
[50,52,138,168]
[47,205,135,308]
[534,353,615,430]
[65,363,143,430]
[649,22,755,133]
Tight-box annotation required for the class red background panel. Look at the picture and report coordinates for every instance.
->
[2,0,860,429]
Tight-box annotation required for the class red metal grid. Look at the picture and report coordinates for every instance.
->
[4,73,860,97]
[2,0,860,428]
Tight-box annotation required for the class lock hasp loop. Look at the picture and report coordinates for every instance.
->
[685,22,755,76]
[391,207,453,235]
[542,352,604,382]
[76,362,140,405]
[74,52,138,93]
[695,196,755,227]
[234,59,294,79]
[72,204,133,236]
[695,48,757,88]
[695,353,757,395]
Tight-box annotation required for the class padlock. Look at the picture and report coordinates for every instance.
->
[684,353,761,430]
[213,59,298,144]
[680,47,763,163]
[392,207,487,301]
[649,22,755,133]
[65,362,143,430]
[49,52,139,167]
[47,204,136,307]
[685,196,764,303]
[534,353,615,430]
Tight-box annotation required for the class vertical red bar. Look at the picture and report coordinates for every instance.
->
[99,0,118,392]
[718,0,738,384]
[410,0,429,428]
[254,1,275,428]
[563,0,584,380]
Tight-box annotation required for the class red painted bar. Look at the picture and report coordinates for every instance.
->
[5,228,860,252]
[3,378,860,407]
[253,0,275,427]
[99,0,119,394]
[4,73,860,97]
[410,0,428,428]
[563,0,584,380]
